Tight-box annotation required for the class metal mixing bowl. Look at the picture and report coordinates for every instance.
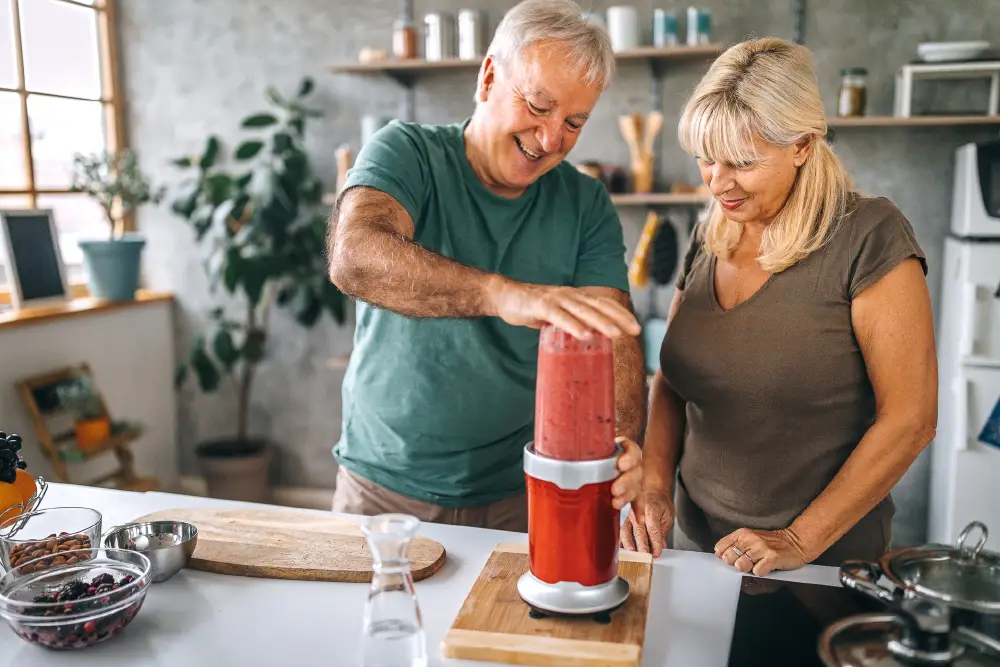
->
[102,521,197,583]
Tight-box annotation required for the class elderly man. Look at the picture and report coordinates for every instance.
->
[327,0,645,531]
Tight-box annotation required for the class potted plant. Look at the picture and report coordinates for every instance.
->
[70,149,164,301]
[55,371,110,454]
[170,77,348,503]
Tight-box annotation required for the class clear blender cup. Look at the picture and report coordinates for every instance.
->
[533,325,616,461]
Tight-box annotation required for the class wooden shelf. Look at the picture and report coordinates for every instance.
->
[611,193,710,206]
[328,45,725,76]
[828,115,1000,127]
[0,290,173,331]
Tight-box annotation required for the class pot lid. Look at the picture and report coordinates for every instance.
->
[817,609,998,667]
[882,522,1000,614]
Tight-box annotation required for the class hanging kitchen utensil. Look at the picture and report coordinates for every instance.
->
[629,210,660,289]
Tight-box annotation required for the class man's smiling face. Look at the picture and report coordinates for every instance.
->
[475,41,603,194]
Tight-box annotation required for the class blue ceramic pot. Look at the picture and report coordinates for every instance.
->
[78,234,146,301]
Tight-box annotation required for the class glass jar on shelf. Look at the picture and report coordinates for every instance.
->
[837,67,868,117]
[392,19,418,59]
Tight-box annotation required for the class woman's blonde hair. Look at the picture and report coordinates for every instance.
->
[678,37,853,272]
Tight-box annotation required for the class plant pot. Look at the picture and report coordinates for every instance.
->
[75,417,111,453]
[195,438,273,504]
[78,233,146,301]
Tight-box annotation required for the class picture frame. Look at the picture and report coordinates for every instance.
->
[0,208,70,310]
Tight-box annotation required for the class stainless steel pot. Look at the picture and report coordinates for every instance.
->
[841,522,1000,630]
[820,521,1000,666]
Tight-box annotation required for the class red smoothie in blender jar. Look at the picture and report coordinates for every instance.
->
[533,324,616,461]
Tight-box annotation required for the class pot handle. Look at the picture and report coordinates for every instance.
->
[957,520,988,561]
[839,560,896,604]
[954,626,1000,660]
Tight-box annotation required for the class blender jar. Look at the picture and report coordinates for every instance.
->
[533,325,616,461]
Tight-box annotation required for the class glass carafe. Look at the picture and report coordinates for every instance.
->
[360,514,427,667]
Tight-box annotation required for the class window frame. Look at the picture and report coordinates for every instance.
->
[0,0,127,306]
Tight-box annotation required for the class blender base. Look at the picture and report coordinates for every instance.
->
[517,571,630,618]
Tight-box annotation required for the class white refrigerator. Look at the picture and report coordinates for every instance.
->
[928,139,1000,545]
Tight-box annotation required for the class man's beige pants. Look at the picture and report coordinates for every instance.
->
[331,466,529,532]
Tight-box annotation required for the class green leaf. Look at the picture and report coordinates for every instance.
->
[289,116,305,137]
[190,338,221,392]
[265,86,286,107]
[292,284,320,326]
[172,156,193,168]
[276,284,296,306]
[171,179,200,218]
[223,246,243,293]
[322,280,347,324]
[297,77,314,98]
[272,132,292,153]
[201,136,221,169]
[235,140,264,161]
[242,113,278,128]
[235,172,253,189]
[212,329,240,369]
[211,198,236,231]
[241,257,270,306]
[209,307,225,319]
[205,173,233,205]
[174,363,188,390]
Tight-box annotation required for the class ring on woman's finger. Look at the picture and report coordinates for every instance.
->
[731,545,756,564]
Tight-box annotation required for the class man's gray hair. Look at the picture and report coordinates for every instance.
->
[486,0,615,90]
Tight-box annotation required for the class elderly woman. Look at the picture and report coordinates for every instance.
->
[621,37,938,575]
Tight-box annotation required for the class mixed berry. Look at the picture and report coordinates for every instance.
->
[10,572,145,650]
[0,432,26,484]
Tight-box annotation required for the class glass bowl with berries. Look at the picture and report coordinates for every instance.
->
[0,547,152,649]
[0,507,103,575]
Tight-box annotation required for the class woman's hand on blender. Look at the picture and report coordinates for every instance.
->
[611,437,643,510]
[620,485,675,558]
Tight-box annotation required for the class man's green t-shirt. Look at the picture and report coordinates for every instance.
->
[333,118,630,508]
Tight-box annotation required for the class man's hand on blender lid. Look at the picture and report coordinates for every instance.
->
[611,436,642,510]
[491,279,640,340]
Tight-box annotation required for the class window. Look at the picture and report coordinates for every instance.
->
[0,0,124,303]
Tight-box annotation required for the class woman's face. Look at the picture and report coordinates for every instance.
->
[697,138,812,225]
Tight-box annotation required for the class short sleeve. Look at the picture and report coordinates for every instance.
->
[675,221,705,290]
[341,120,428,228]
[572,184,630,292]
[848,198,927,300]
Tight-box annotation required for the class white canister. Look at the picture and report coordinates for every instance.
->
[361,115,390,146]
[458,9,486,61]
[424,12,456,61]
[606,6,639,52]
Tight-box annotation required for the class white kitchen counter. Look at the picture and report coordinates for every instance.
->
[0,484,842,667]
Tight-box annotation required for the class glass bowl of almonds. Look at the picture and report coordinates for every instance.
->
[0,507,102,576]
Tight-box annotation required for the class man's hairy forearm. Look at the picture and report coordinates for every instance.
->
[328,188,501,319]
[614,335,646,445]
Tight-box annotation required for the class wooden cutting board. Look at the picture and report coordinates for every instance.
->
[131,508,446,583]
[441,542,654,667]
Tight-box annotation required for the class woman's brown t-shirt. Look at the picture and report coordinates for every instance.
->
[659,194,927,560]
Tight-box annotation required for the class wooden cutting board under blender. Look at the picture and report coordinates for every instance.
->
[441,542,654,667]
[131,507,446,583]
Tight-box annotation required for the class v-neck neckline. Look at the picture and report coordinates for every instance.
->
[707,253,777,315]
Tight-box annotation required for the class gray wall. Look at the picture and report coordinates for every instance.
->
[118,0,1000,547]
